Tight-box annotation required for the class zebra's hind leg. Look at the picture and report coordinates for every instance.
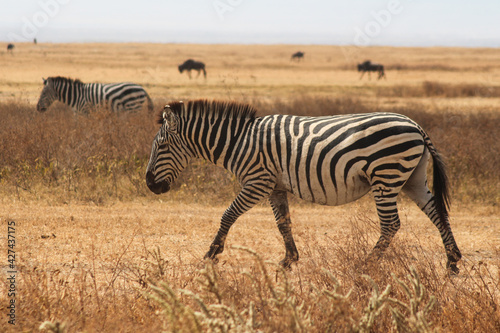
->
[403,169,462,274]
[269,190,299,269]
[368,187,401,262]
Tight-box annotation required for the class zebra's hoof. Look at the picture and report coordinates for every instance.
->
[203,254,219,265]
[447,261,460,275]
[279,258,297,270]
[204,244,224,263]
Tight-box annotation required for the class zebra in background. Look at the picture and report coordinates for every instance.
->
[36,76,154,113]
[178,59,207,79]
[146,100,462,273]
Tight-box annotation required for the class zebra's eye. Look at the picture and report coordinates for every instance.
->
[157,136,169,150]
[157,137,166,146]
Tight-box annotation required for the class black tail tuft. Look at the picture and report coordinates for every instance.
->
[419,125,451,224]
[430,146,451,224]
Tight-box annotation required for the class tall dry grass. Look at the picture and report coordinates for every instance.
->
[1,96,497,205]
[376,81,500,98]
[16,213,500,333]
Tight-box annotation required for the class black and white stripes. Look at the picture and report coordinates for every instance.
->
[146,100,461,273]
[36,76,153,113]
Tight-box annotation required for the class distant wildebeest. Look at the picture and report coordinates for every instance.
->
[178,59,206,79]
[291,51,304,61]
[34,38,37,45]
[7,44,14,54]
[37,76,154,113]
[358,60,386,80]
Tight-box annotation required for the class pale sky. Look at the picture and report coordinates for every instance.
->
[1,0,500,47]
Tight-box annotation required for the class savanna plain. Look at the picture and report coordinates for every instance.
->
[0,43,499,332]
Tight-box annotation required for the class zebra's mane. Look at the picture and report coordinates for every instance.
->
[157,99,257,125]
[49,76,84,85]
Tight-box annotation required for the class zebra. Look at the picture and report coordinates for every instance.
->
[358,60,386,80]
[36,76,154,113]
[291,51,305,61]
[178,59,207,79]
[145,100,462,273]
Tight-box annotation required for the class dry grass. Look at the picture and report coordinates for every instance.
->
[0,43,499,332]
[2,201,499,332]
[2,43,500,102]
[376,81,500,98]
[0,96,498,205]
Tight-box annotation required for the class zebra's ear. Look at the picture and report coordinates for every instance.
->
[163,105,178,133]
[42,77,47,85]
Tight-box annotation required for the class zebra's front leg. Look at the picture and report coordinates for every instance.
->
[204,207,240,263]
[269,190,299,269]
[204,181,275,263]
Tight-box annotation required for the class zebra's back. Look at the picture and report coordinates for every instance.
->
[101,82,151,112]
[252,112,425,206]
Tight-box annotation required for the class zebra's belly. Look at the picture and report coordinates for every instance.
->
[277,169,371,206]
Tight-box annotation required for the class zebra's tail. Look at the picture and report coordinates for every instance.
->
[145,93,154,112]
[422,131,450,223]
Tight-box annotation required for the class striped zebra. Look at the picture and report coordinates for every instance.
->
[145,100,462,273]
[36,76,154,113]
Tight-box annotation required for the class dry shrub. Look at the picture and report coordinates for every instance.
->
[384,63,495,72]
[0,101,155,199]
[252,95,375,117]
[337,62,498,72]
[376,81,500,98]
[0,97,498,204]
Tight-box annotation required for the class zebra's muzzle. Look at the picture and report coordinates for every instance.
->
[146,171,170,194]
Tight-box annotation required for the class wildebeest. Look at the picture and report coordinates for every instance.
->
[358,60,386,80]
[178,59,206,79]
[7,44,14,54]
[291,51,304,61]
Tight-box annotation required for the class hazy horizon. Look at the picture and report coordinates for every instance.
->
[2,0,500,48]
